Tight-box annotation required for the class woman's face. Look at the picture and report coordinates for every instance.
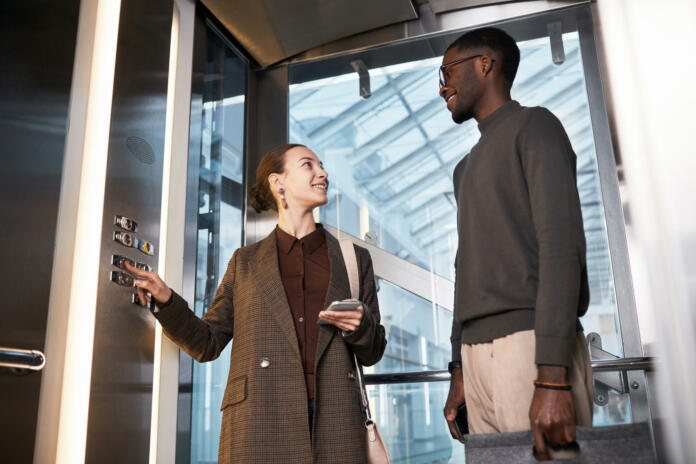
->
[273,146,329,211]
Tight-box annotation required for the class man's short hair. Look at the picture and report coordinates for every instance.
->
[446,27,520,86]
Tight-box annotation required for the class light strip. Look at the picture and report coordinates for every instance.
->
[149,4,179,463]
[55,0,121,462]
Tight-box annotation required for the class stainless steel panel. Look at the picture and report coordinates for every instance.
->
[84,0,173,461]
[0,0,80,461]
[201,0,418,67]
[289,1,588,68]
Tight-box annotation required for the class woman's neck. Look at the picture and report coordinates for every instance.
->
[277,208,317,239]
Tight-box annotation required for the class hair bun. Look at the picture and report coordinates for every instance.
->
[248,183,270,213]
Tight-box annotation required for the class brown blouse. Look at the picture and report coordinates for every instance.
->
[276,224,330,399]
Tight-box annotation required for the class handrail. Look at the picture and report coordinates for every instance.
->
[0,346,46,371]
[364,356,655,385]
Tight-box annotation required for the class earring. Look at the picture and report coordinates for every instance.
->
[279,187,288,209]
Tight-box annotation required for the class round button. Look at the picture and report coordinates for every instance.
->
[260,357,270,368]
[298,316,304,323]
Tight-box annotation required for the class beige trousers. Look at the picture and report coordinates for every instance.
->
[460,330,594,434]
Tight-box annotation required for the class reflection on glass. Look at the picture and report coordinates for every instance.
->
[189,24,246,464]
[367,381,465,464]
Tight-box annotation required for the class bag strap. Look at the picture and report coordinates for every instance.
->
[338,238,373,423]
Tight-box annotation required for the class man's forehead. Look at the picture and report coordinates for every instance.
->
[443,46,475,62]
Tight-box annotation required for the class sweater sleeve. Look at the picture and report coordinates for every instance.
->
[518,108,585,367]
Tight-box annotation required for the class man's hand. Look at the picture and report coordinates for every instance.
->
[124,261,172,307]
[318,299,364,332]
[529,365,576,461]
[444,367,465,439]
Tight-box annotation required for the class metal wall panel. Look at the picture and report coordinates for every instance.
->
[0,1,80,462]
[84,0,173,461]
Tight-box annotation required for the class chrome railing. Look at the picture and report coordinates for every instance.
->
[364,356,654,385]
[0,346,46,371]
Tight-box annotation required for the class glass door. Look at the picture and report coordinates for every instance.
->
[178,8,247,463]
[288,5,645,462]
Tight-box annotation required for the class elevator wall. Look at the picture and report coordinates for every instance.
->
[84,0,173,461]
[0,1,81,462]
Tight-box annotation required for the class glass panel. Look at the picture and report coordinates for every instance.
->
[289,32,622,358]
[290,31,630,426]
[368,279,452,375]
[367,381,465,463]
[189,24,246,464]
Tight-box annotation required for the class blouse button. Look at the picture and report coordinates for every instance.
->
[298,316,304,323]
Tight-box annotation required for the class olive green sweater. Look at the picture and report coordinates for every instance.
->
[450,100,589,367]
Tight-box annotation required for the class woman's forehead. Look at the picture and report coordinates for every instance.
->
[286,146,319,162]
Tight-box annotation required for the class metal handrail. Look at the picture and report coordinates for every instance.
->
[0,346,46,371]
[364,356,655,385]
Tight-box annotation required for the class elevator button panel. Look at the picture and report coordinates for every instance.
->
[110,271,135,287]
[115,215,138,232]
[112,254,151,272]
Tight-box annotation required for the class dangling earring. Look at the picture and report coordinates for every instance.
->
[279,187,288,209]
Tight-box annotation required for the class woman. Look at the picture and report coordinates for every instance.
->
[126,143,387,464]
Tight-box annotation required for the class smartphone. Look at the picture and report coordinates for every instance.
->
[326,300,362,311]
[453,403,469,440]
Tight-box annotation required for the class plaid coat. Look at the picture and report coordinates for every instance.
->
[153,228,387,463]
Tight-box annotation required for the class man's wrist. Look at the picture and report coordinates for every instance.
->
[448,361,462,374]
[536,364,568,383]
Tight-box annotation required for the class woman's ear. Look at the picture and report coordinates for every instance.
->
[268,173,281,194]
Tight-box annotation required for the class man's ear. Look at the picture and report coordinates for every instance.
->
[481,55,494,77]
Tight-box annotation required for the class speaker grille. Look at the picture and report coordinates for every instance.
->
[126,136,155,165]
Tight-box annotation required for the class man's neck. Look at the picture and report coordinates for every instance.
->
[473,91,512,123]
[277,209,317,239]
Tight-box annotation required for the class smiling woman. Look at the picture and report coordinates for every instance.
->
[128,141,387,463]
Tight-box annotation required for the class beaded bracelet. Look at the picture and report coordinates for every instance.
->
[534,380,572,391]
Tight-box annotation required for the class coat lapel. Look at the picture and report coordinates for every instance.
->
[253,231,302,362]
[315,231,351,370]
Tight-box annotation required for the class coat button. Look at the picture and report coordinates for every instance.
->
[347,370,355,380]
[260,357,270,368]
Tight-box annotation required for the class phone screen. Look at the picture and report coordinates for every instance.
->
[327,300,361,311]
[453,403,469,439]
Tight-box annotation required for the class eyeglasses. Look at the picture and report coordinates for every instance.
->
[439,54,494,88]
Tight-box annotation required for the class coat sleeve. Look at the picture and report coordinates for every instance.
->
[151,250,237,363]
[341,246,387,366]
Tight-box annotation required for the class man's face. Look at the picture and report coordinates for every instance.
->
[439,47,482,124]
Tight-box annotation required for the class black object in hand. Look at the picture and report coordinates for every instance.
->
[453,403,469,439]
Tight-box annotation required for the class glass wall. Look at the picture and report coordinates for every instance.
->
[289,24,631,462]
[186,19,246,464]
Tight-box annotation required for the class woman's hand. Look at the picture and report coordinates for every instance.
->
[318,298,364,332]
[124,261,172,307]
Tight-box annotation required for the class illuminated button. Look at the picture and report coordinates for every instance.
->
[260,357,270,368]
[114,215,138,232]
[138,239,154,256]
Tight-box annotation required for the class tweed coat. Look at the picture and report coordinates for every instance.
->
[152,228,387,464]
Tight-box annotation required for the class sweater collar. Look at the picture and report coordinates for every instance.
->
[477,100,520,135]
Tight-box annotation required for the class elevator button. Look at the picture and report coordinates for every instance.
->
[112,254,151,272]
[132,293,152,309]
[138,239,154,256]
[114,231,138,248]
[110,271,135,287]
[114,215,138,232]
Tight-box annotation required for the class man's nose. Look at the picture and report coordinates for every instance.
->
[439,85,448,98]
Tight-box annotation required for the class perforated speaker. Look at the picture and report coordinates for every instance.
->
[126,136,155,165]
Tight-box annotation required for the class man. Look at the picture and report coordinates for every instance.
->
[439,27,593,460]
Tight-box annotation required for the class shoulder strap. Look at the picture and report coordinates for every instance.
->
[338,238,359,300]
[337,238,373,423]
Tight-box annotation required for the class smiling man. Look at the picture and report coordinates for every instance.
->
[438,27,593,460]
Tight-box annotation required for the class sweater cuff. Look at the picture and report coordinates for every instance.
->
[342,302,374,344]
[535,334,573,367]
[451,337,462,363]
